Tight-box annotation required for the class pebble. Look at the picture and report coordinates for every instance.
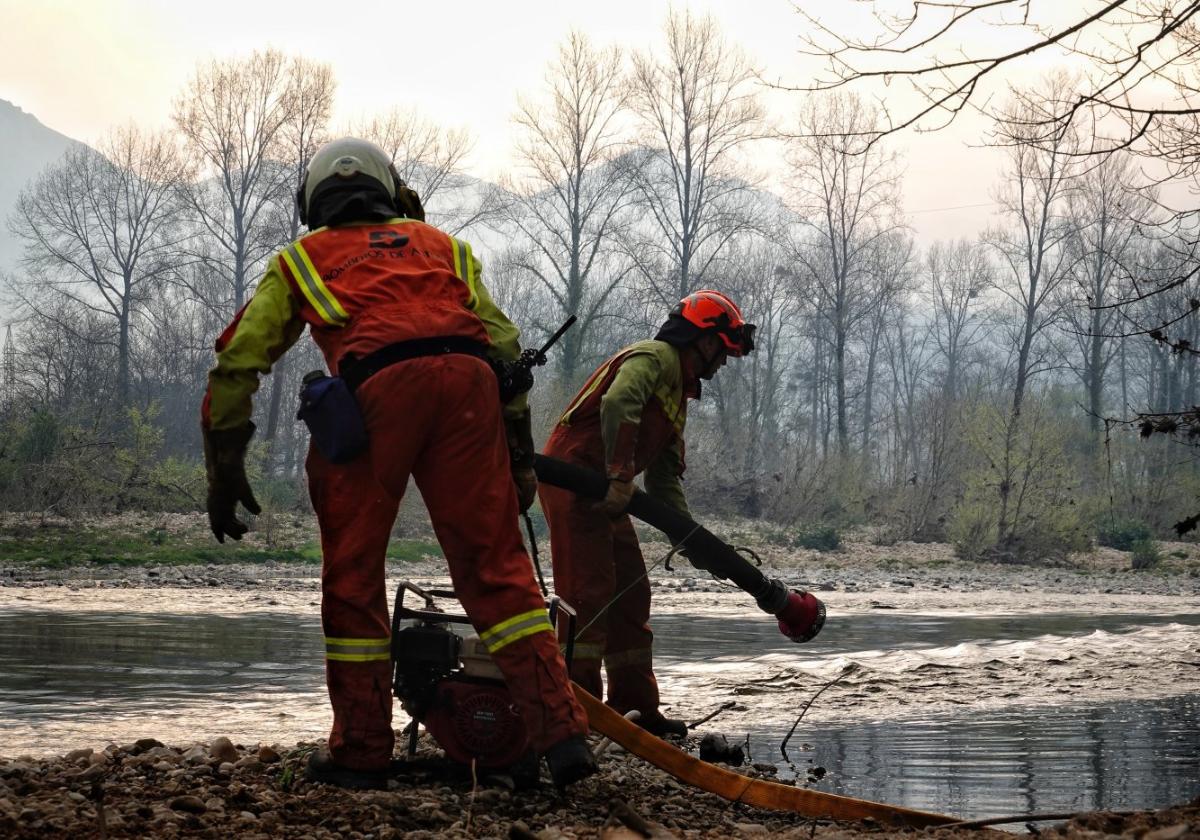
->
[210,736,239,763]
[169,795,207,814]
[1143,825,1189,840]
[733,823,768,834]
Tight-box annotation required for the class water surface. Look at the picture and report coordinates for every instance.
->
[0,600,1197,819]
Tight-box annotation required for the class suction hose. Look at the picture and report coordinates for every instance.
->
[533,455,826,643]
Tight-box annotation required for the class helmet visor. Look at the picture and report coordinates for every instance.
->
[722,322,756,356]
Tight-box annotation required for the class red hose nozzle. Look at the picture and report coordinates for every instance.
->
[777,590,826,643]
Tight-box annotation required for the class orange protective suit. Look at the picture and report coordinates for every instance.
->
[539,340,697,729]
[203,218,587,770]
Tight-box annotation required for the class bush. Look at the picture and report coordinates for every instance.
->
[947,500,996,561]
[1097,519,1154,552]
[764,523,841,552]
[1130,539,1160,570]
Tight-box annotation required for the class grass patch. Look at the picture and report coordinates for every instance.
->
[0,525,441,569]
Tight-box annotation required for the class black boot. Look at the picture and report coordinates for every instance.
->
[542,735,598,788]
[305,750,390,790]
[638,714,689,739]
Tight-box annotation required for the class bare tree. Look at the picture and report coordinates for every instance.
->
[1059,153,1155,440]
[356,107,496,235]
[173,49,294,312]
[985,91,1079,545]
[276,58,336,243]
[788,0,1200,156]
[703,237,804,480]
[9,126,187,402]
[787,92,904,456]
[626,9,764,306]
[501,31,637,384]
[928,239,992,403]
[859,232,915,460]
[261,57,335,453]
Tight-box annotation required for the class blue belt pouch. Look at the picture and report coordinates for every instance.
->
[296,372,368,464]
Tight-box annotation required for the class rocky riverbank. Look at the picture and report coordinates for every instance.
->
[2,512,1197,838]
[2,731,1197,839]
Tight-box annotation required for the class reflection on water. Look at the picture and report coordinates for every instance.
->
[0,611,330,753]
[743,695,1200,818]
[0,605,1196,818]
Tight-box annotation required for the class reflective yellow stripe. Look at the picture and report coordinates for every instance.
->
[560,359,616,427]
[570,641,605,661]
[604,647,654,669]
[480,608,553,654]
[325,636,391,662]
[282,242,349,326]
[654,382,685,434]
[449,236,479,307]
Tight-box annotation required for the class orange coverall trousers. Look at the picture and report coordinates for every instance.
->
[306,354,587,770]
[538,429,664,727]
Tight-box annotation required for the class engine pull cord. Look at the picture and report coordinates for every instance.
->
[522,512,549,597]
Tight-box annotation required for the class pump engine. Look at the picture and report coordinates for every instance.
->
[390,581,576,772]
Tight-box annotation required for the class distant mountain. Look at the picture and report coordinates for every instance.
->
[0,100,82,270]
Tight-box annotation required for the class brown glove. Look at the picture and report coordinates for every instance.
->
[504,411,537,512]
[593,477,635,517]
[202,422,261,543]
[513,466,537,513]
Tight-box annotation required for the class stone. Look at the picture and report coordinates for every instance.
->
[210,737,239,763]
[732,823,768,835]
[133,738,164,754]
[257,745,281,764]
[182,746,208,764]
[64,748,93,763]
[1144,825,1189,840]
[169,795,207,814]
[73,764,106,782]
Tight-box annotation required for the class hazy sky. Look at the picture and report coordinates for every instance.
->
[1,0,1049,244]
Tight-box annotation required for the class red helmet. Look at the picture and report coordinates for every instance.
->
[676,290,755,356]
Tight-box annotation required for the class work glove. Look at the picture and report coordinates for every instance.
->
[593,476,635,517]
[202,422,261,543]
[504,411,537,513]
[513,466,537,513]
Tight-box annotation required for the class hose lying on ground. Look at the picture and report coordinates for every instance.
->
[573,682,957,828]
[534,454,825,642]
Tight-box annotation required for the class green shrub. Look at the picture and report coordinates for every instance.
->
[947,500,996,561]
[1097,520,1154,552]
[790,524,841,551]
[994,515,1092,564]
[761,524,841,552]
[1130,539,1160,570]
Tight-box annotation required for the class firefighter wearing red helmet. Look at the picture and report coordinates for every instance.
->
[539,290,755,737]
[201,137,595,790]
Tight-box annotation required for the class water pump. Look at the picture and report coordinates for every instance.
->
[390,581,576,772]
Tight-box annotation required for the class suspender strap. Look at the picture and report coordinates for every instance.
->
[340,336,490,393]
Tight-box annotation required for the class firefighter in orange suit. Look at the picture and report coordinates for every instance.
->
[201,138,596,790]
[539,292,755,737]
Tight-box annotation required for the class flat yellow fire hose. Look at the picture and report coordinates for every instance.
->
[573,683,958,828]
